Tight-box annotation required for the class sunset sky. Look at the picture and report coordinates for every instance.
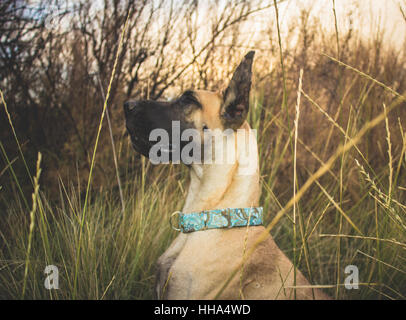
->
[276,0,406,47]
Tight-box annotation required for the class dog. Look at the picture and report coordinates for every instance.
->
[124,51,330,300]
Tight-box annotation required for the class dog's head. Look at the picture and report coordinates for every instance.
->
[124,51,255,163]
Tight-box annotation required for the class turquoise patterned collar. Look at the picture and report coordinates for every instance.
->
[170,207,263,233]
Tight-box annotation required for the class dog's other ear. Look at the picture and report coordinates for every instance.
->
[220,51,255,130]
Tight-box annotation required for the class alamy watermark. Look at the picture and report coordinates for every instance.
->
[344,265,359,290]
[148,121,258,176]
[41,265,359,291]
[44,265,59,290]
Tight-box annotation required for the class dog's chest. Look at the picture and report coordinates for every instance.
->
[157,228,263,299]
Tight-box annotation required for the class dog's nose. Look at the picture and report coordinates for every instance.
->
[124,101,138,115]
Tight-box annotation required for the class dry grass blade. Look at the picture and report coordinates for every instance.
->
[292,69,304,299]
[239,208,253,299]
[332,0,340,58]
[313,180,362,235]
[357,250,406,275]
[73,10,131,299]
[383,103,393,202]
[21,152,42,299]
[322,53,406,102]
[0,89,33,185]
[301,89,376,176]
[319,234,406,249]
[97,75,125,214]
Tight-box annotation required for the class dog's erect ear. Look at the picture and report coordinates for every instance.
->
[220,51,255,130]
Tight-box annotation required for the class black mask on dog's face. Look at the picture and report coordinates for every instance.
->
[123,91,201,160]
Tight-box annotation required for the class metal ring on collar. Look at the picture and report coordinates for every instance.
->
[169,211,182,232]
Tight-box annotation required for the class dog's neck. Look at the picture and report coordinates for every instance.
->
[182,123,260,213]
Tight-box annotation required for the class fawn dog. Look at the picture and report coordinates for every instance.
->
[124,51,329,300]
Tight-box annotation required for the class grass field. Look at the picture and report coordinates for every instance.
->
[1,81,405,299]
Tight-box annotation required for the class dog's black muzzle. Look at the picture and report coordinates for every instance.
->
[123,99,197,161]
